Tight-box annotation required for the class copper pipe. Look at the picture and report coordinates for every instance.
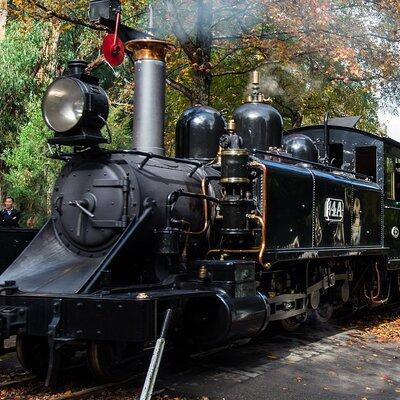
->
[247,214,268,269]
[186,177,210,235]
[364,262,389,304]
[250,161,268,253]
[205,146,222,167]
[364,262,380,301]
[372,262,381,300]
[207,248,260,255]
[206,216,270,269]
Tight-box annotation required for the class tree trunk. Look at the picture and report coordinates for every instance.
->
[191,0,213,105]
[291,112,303,128]
[165,0,213,105]
[191,73,212,105]
[36,21,61,82]
[0,0,7,40]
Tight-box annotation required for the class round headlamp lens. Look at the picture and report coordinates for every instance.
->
[43,78,85,132]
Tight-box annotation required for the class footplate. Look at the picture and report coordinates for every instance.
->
[0,305,27,339]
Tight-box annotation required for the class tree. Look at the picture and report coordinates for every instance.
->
[10,1,397,125]
[158,0,400,108]
[2,98,60,225]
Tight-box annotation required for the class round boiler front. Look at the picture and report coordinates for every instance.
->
[52,158,139,256]
[52,151,207,258]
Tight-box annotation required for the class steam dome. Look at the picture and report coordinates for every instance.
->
[283,134,319,163]
[175,106,226,160]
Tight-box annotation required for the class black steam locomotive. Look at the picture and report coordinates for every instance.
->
[0,0,398,385]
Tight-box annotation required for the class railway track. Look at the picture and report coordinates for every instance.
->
[0,374,169,400]
[0,374,149,399]
[0,375,36,389]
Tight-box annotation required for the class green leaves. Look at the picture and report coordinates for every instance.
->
[0,21,45,136]
[2,98,60,226]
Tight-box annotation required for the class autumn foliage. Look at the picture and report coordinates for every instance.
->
[0,0,400,223]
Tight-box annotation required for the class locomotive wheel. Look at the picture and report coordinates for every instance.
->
[87,341,145,382]
[314,303,333,323]
[16,334,49,378]
[280,315,303,332]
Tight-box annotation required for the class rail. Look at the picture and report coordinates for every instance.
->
[49,149,205,177]
[252,149,373,181]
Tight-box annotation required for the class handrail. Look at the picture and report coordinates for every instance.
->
[50,148,204,177]
[252,149,373,181]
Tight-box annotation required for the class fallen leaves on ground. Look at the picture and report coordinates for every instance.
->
[0,388,199,400]
[347,307,400,343]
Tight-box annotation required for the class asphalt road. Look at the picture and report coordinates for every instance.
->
[159,321,400,400]
[1,320,400,400]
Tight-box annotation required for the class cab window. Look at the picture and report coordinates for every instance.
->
[385,156,400,201]
[329,143,343,169]
[355,146,376,182]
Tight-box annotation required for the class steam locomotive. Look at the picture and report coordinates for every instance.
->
[0,0,398,386]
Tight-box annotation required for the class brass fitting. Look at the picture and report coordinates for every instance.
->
[125,38,174,62]
[251,70,260,86]
[227,119,236,133]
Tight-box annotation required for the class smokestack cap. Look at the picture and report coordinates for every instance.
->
[125,38,175,61]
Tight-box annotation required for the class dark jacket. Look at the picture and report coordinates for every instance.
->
[0,208,21,227]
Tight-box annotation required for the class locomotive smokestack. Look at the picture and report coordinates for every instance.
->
[125,38,173,155]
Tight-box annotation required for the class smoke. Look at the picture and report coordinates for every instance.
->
[261,74,284,97]
[246,63,324,100]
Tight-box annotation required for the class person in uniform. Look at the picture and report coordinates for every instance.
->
[0,196,21,227]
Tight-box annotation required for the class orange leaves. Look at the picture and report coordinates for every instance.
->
[349,307,400,343]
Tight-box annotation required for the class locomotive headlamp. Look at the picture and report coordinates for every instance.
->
[43,60,109,146]
[43,78,85,133]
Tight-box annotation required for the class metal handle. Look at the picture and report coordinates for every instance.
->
[68,201,95,218]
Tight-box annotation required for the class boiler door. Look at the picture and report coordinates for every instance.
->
[54,160,128,254]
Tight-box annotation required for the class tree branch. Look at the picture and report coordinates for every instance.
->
[166,77,194,102]
[28,0,105,31]
[211,60,267,77]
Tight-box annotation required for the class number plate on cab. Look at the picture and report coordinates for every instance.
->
[324,198,344,222]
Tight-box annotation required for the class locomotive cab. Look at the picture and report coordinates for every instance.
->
[286,122,400,269]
